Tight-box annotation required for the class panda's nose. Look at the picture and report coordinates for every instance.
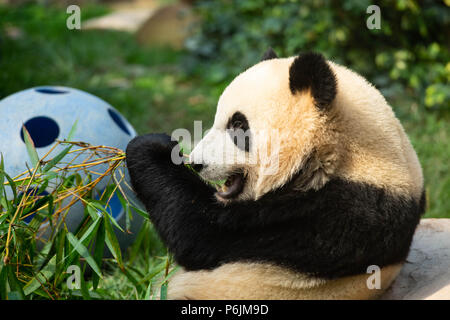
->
[191,163,204,173]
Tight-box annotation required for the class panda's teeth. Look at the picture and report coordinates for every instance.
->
[215,184,226,192]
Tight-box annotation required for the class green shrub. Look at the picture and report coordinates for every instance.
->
[186,0,449,111]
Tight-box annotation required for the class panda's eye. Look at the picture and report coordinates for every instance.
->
[226,112,250,152]
[233,120,243,129]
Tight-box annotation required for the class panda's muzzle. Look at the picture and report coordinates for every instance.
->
[215,172,245,200]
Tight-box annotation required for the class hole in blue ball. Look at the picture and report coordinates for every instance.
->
[35,87,68,94]
[20,116,60,148]
[108,109,131,135]
[19,189,50,224]
[95,188,123,221]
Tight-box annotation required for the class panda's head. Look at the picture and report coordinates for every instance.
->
[189,49,423,203]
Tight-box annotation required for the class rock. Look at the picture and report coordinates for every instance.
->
[83,9,155,32]
[82,0,158,32]
[136,2,196,49]
[381,219,450,300]
[81,0,196,48]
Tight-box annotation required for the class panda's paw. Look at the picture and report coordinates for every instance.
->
[126,133,182,166]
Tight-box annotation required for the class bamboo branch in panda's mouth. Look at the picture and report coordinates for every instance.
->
[184,154,245,200]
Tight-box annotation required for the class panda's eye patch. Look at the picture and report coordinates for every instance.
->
[227,112,249,131]
[226,112,250,152]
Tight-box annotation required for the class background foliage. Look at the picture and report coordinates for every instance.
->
[187,0,450,113]
[0,0,449,299]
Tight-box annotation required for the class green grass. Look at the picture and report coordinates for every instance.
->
[0,3,219,134]
[0,2,448,300]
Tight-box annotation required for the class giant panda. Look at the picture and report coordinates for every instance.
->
[125,49,425,299]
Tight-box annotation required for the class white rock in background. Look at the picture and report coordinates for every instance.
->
[81,0,196,48]
[82,0,158,32]
[382,219,450,300]
[83,9,155,32]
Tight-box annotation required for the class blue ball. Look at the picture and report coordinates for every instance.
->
[0,86,136,178]
[0,86,143,248]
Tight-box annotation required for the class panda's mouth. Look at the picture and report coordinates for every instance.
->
[215,172,245,200]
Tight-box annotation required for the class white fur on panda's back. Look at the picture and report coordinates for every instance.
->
[328,61,423,199]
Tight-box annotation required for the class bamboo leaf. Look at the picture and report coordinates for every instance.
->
[139,260,166,284]
[144,281,152,300]
[6,265,25,300]
[0,154,5,206]
[23,257,56,296]
[55,228,67,283]
[66,232,102,278]
[0,264,7,300]
[92,218,105,290]
[104,216,123,268]
[130,204,149,220]
[23,195,51,222]
[91,201,124,232]
[43,146,72,173]
[128,220,148,265]
[22,125,40,169]
[160,282,168,300]
[116,190,132,231]
[7,292,23,300]
[162,265,179,283]
[38,236,57,272]
[121,267,142,291]
[86,203,101,221]
[76,216,101,247]
[2,170,17,205]
[79,263,91,300]
[67,120,78,141]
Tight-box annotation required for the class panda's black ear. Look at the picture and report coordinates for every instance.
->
[289,52,337,110]
[260,47,278,61]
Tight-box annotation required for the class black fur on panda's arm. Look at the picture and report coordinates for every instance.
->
[126,134,425,278]
[125,134,296,269]
[125,133,215,209]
